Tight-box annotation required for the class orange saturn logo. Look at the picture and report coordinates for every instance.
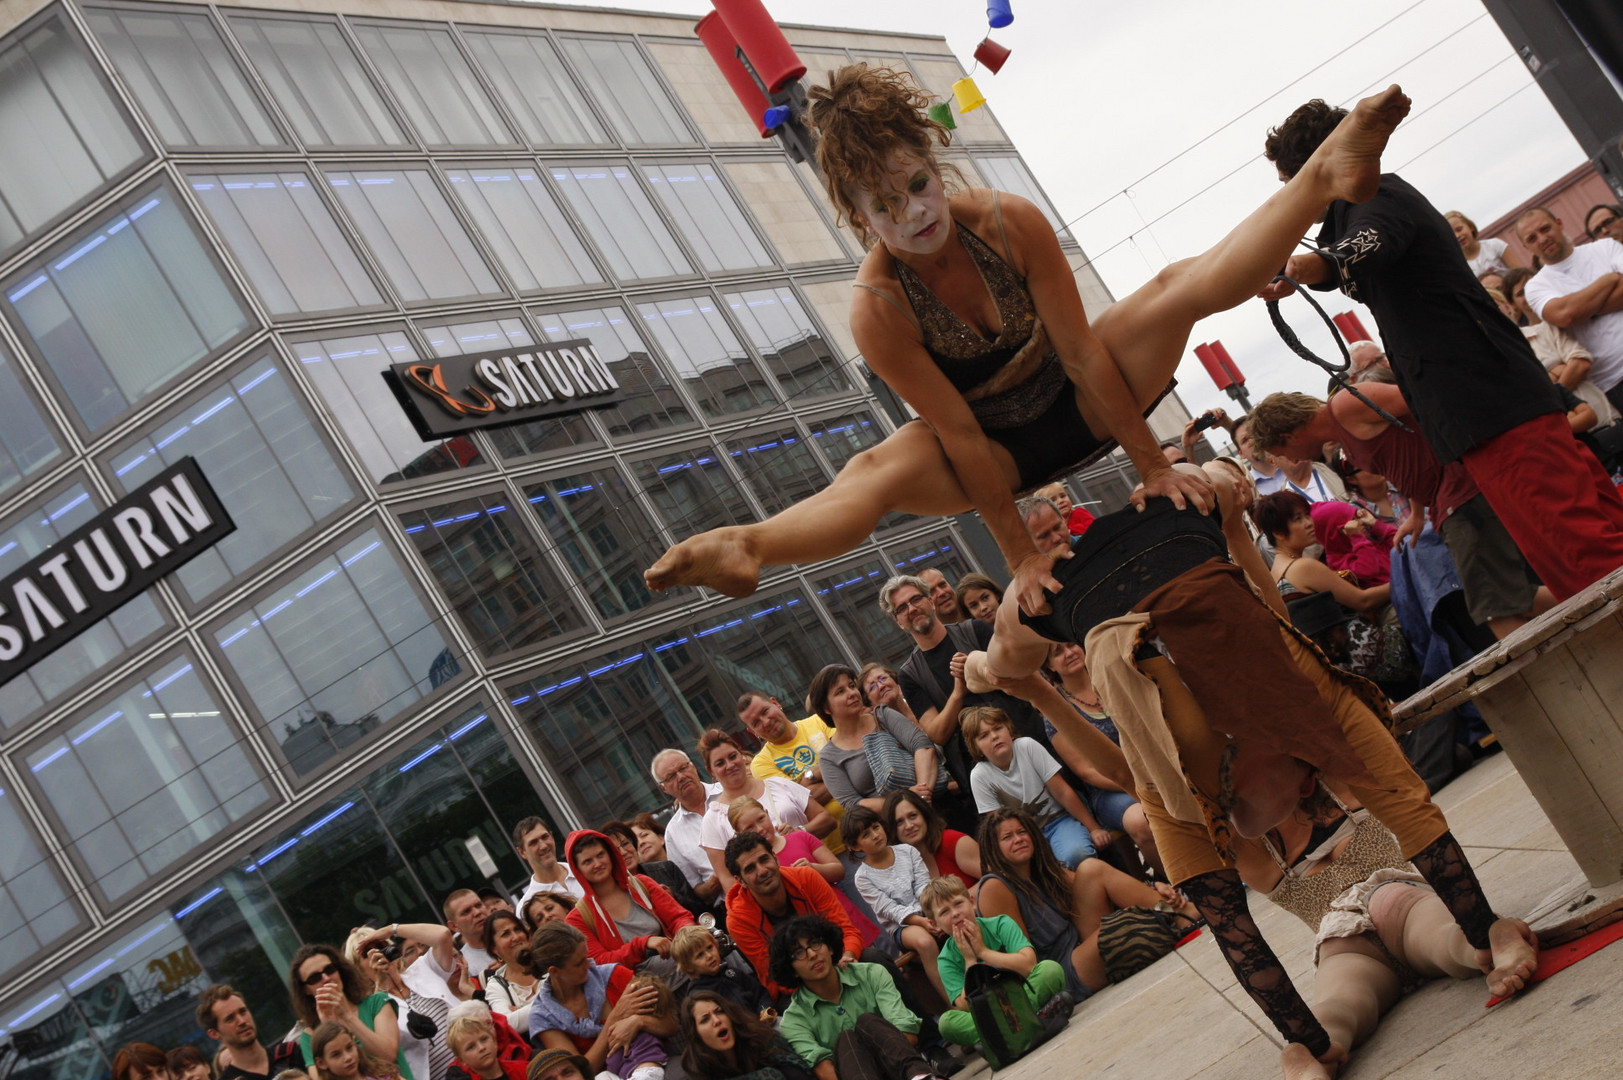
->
[404,363,498,417]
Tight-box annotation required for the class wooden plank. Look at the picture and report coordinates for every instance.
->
[1541,615,1623,828]
[1476,669,1623,887]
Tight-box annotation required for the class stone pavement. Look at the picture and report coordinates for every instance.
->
[960,752,1623,1079]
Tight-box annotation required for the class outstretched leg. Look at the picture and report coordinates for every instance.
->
[1095,85,1412,406]
[644,419,1001,595]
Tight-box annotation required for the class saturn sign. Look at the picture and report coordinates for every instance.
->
[384,338,626,441]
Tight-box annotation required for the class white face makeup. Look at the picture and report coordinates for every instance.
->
[849,150,951,257]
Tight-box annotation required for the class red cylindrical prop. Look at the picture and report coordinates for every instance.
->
[974,37,1011,74]
[1332,311,1371,343]
[1193,343,1234,391]
[712,0,807,94]
[1209,340,1245,386]
[696,11,773,138]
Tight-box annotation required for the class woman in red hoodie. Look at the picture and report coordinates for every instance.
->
[564,830,695,976]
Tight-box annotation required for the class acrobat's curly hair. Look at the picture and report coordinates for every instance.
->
[806,63,962,247]
[1264,99,1346,180]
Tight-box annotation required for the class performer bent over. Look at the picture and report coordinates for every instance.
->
[968,466,1536,1074]
[646,64,1412,617]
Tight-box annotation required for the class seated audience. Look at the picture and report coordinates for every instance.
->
[483,911,541,1039]
[678,992,813,1080]
[167,1046,210,1080]
[730,796,879,948]
[309,1021,397,1080]
[1446,210,1521,278]
[698,728,831,890]
[771,917,943,1080]
[953,573,1004,626]
[882,790,980,889]
[522,893,574,932]
[919,567,966,624]
[963,706,1103,869]
[670,926,775,1018]
[1040,643,1162,879]
[112,1045,172,1080]
[1585,202,1623,245]
[564,830,694,974]
[649,749,724,911]
[809,664,942,814]
[843,807,946,1000]
[197,984,288,1080]
[602,820,708,920]
[1311,501,1397,586]
[288,945,406,1078]
[918,877,1071,1048]
[524,1049,591,1080]
[346,927,456,1080]
[975,809,1199,997]
[857,662,920,725]
[512,819,582,910]
[445,1002,529,1080]
[525,923,676,1078]
[1338,461,1408,527]
[1503,266,1621,428]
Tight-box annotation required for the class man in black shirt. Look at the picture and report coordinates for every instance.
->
[1261,99,1623,600]
[198,985,292,1080]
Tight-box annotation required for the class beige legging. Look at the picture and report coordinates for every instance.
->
[1312,883,1483,1050]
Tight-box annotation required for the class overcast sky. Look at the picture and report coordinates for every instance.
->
[561,0,1591,435]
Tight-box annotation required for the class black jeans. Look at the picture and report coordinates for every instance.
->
[832,1013,931,1080]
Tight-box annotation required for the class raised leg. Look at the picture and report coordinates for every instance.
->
[644,419,998,596]
[1094,86,1412,407]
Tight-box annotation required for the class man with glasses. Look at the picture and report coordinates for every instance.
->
[649,747,724,909]
[1586,203,1623,246]
[1519,206,1623,415]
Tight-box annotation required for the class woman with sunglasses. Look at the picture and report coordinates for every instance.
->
[289,944,409,1078]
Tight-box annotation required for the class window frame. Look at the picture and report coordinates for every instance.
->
[345,16,522,151]
[551,32,698,150]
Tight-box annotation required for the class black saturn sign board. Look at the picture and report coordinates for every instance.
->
[384,338,626,441]
[0,457,234,684]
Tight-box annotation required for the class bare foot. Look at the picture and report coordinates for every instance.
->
[1280,1042,1340,1080]
[644,528,762,597]
[1305,84,1412,205]
[1482,917,1539,998]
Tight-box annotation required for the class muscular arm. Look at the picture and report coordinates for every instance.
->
[1539,271,1623,328]
[1326,381,1412,441]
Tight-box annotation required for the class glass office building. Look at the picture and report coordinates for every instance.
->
[0,1,1175,1073]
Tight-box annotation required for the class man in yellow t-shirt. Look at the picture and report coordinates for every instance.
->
[737,692,845,855]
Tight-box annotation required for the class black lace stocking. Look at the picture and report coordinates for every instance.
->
[1181,869,1330,1056]
[1409,831,1496,950]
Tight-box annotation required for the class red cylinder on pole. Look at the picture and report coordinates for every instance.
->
[1208,340,1245,386]
[695,11,773,138]
[1193,342,1234,391]
[711,0,807,94]
[1331,311,1371,343]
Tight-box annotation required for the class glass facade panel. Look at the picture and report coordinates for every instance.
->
[212,529,456,776]
[462,29,606,146]
[523,468,664,621]
[294,330,486,486]
[227,14,407,147]
[326,168,502,302]
[636,295,774,417]
[722,161,847,265]
[643,162,772,273]
[167,871,301,1052]
[797,277,861,365]
[4,184,253,433]
[550,163,690,282]
[0,344,62,500]
[724,287,849,400]
[812,558,909,662]
[644,41,760,144]
[0,15,146,252]
[399,487,584,657]
[558,37,690,145]
[631,442,753,537]
[365,706,530,904]
[189,171,383,315]
[351,23,513,146]
[658,589,842,718]
[86,6,282,148]
[106,354,357,605]
[725,425,828,516]
[0,484,169,730]
[24,654,270,903]
[974,155,1073,240]
[443,166,601,291]
[532,305,690,439]
[885,530,973,585]
[0,786,82,983]
[417,313,595,456]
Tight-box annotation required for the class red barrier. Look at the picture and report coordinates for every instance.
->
[695,11,772,138]
[712,0,806,94]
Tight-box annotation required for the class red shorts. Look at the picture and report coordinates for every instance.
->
[1460,411,1623,601]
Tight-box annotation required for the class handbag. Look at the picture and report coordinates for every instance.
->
[963,963,1062,1069]
[1095,906,1181,984]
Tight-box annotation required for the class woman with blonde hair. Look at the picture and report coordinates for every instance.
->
[647,63,1412,620]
